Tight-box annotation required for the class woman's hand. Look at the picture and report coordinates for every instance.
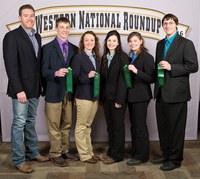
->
[128,64,138,74]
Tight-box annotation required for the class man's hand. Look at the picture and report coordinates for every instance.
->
[55,68,68,77]
[88,71,96,78]
[159,61,171,71]
[17,91,27,103]
[115,103,122,108]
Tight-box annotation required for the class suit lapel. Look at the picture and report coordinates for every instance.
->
[132,52,142,64]
[165,35,180,63]
[19,26,36,57]
[53,38,66,66]
[96,58,100,72]
[157,40,165,62]
[67,43,74,66]
[35,33,41,59]
[82,51,96,70]
[107,54,117,79]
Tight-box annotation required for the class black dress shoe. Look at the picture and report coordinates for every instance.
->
[127,158,147,166]
[101,156,116,164]
[85,158,97,164]
[160,162,181,171]
[151,157,167,164]
[51,156,69,167]
[61,153,79,161]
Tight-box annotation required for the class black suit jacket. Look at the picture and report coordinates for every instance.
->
[42,38,78,102]
[100,51,129,105]
[3,25,42,99]
[128,51,155,103]
[154,34,198,103]
[71,51,100,101]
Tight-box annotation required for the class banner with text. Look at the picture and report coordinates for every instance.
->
[6,5,189,40]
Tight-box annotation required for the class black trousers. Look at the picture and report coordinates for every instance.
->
[128,101,150,161]
[156,98,187,164]
[103,100,126,161]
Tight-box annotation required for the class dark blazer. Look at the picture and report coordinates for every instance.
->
[128,51,155,103]
[71,51,100,101]
[42,38,78,102]
[154,34,198,103]
[100,51,129,105]
[3,25,42,99]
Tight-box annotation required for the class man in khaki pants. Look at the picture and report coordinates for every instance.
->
[41,17,78,167]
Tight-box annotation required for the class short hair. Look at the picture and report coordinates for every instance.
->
[55,17,70,28]
[162,13,179,26]
[19,4,35,16]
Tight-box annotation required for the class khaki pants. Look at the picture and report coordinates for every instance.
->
[45,94,72,158]
[75,99,98,161]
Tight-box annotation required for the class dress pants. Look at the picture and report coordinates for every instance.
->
[103,100,126,162]
[75,99,98,161]
[156,97,187,164]
[128,101,150,161]
[45,94,72,158]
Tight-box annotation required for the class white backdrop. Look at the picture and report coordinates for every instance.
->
[0,0,200,142]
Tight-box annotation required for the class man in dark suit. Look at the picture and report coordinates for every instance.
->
[41,17,78,167]
[152,14,198,171]
[3,4,49,174]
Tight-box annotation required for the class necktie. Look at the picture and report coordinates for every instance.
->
[158,39,170,87]
[62,42,68,63]
[107,53,113,68]
[163,40,170,60]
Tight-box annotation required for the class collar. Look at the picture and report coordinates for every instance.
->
[130,52,137,59]
[56,36,68,46]
[84,50,95,58]
[107,52,114,60]
[165,32,178,44]
[21,25,36,36]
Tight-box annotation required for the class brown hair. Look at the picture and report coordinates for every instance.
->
[55,17,70,28]
[162,13,179,26]
[79,31,101,61]
[19,4,35,16]
[101,30,123,71]
[127,31,148,55]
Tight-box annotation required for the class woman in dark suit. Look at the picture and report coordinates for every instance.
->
[126,32,155,165]
[100,30,129,164]
[71,31,100,164]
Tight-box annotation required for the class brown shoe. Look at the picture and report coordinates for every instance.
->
[62,152,79,161]
[16,164,33,173]
[51,156,69,167]
[85,158,97,164]
[92,155,100,161]
[101,156,115,164]
[35,155,49,162]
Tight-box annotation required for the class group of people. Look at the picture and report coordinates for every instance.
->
[3,4,198,174]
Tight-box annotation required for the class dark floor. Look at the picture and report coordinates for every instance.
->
[0,133,200,179]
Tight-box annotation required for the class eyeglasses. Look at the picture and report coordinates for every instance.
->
[163,22,176,26]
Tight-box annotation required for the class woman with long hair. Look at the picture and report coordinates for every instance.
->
[71,31,101,164]
[100,30,129,164]
[126,32,154,165]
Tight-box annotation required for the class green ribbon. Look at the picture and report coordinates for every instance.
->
[66,67,73,93]
[123,65,132,88]
[94,73,100,97]
[157,64,165,87]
